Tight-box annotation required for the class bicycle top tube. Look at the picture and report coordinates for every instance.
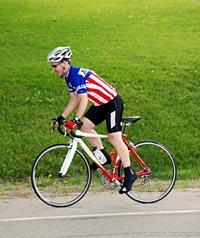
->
[75,130,108,139]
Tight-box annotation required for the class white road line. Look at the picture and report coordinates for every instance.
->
[0,210,200,223]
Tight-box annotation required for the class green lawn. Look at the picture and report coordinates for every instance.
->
[0,0,199,183]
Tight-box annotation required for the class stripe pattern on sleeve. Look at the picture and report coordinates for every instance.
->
[86,73,117,106]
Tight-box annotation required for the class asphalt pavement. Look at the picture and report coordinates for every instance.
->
[0,188,200,237]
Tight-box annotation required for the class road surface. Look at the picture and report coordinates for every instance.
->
[0,188,200,237]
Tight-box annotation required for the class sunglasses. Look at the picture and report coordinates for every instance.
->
[51,63,60,69]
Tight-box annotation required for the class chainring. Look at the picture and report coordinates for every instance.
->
[101,169,118,190]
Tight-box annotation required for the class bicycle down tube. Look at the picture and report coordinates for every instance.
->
[60,130,123,187]
[77,130,126,186]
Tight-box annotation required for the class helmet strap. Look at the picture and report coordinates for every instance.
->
[61,62,70,78]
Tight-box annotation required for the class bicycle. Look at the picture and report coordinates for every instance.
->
[31,116,177,208]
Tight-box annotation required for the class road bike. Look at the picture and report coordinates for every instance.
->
[31,116,177,207]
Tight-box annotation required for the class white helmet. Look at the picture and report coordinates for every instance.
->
[47,46,72,63]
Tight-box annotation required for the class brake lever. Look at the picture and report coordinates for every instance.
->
[64,126,67,137]
[51,117,57,133]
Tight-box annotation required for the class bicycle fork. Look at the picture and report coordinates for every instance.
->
[58,140,77,177]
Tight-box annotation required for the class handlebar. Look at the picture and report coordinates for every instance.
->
[51,118,82,138]
[51,118,108,139]
[51,118,66,135]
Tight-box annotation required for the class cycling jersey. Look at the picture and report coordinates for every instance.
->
[65,65,117,106]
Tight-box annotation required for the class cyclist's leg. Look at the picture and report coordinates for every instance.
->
[105,95,138,193]
[81,104,106,150]
[105,94,127,165]
[108,131,130,167]
[81,106,111,168]
[81,117,104,149]
[108,132,138,193]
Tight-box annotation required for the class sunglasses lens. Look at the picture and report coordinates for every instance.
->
[52,64,59,68]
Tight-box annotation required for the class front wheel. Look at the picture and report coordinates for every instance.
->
[31,144,91,207]
[126,141,177,203]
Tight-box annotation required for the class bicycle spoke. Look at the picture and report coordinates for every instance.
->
[31,144,91,207]
[127,141,176,203]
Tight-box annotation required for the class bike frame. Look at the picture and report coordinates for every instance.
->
[59,128,151,186]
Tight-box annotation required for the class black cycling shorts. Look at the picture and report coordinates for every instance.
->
[84,94,124,133]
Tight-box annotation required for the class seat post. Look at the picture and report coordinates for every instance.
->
[122,122,131,135]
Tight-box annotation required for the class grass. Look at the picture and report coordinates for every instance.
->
[0,177,199,198]
[0,0,199,187]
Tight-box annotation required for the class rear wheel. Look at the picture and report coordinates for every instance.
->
[120,141,176,203]
[31,144,91,207]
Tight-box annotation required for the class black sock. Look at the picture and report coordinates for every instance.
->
[124,166,135,178]
[119,166,137,194]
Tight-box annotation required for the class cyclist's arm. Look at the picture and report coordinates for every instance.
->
[61,92,88,120]
[75,92,88,119]
[61,92,78,119]
[63,71,89,120]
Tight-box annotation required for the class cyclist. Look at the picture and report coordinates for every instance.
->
[47,46,138,194]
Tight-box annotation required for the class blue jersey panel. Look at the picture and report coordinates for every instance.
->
[65,66,93,94]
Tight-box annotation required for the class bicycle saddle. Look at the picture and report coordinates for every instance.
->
[122,116,141,123]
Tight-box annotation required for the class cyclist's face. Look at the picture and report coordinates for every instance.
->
[51,63,65,77]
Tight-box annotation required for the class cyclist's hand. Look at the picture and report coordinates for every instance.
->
[56,115,65,127]
[65,117,83,131]
[72,117,83,126]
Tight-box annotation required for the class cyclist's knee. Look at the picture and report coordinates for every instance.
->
[81,117,95,132]
[108,132,122,146]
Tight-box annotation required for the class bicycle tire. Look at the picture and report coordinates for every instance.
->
[31,144,91,207]
[122,141,176,203]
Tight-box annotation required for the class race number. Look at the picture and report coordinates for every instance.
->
[78,68,89,77]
